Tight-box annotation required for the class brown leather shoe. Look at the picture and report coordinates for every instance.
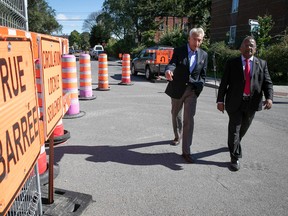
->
[171,138,180,146]
[182,154,194,163]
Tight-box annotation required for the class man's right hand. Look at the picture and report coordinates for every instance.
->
[165,70,174,81]
[217,103,225,113]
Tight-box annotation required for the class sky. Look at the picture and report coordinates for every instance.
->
[46,0,105,34]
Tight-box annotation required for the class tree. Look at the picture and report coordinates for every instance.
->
[253,14,274,56]
[89,24,110,47]
[28,0,62,34]
[82,11,102,32]
[80,32,91,51]
[102,0,211,44]
[184,0,211,34]
[159,29,188,47]
[103,0,159,43]
[69,30,81,49]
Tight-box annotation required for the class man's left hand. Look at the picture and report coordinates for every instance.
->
[263,99,273,110]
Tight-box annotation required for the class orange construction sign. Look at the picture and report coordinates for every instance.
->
[0,37,41,215]
[39,36,63,140]
[155,50,173,64]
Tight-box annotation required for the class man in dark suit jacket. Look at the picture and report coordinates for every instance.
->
[165,27,208,163]
[217,36,273,171]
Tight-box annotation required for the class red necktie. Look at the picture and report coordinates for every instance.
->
[244,59,250,95]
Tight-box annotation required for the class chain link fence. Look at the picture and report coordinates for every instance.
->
[0,0,28,30]
[7,165,42,216]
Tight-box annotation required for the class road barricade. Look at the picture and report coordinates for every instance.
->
[119,54,133,85]
[97,53,110,91]
[62,55,85,118]
[79,54,96,100]
[0,27,42,215]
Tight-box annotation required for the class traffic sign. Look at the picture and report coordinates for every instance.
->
[39,36,63,140]
[0,36,41,215]
[155,50,173,64]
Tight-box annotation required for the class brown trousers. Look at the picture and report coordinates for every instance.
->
[171,87,197,155]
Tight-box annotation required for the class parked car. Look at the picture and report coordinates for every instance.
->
[91,50,105,60]
[131,45,174,80]
[69,48,75,54]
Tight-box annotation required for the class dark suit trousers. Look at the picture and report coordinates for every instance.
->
[171,86,197,155]
[227,100,256,160]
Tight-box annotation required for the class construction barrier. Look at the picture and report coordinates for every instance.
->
[62,55,85,118]
[79,53,96,100]
[35,58,44,118]
[0,28,42,215]
[38,143,47,175]
[97,53,110,91]
[119,54,133,85]
[0,24,72,214]
[44,119,71,147]
[37,139,60,186]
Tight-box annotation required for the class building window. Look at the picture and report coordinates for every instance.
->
[229,25,236,44]
[231,0,239,13]
[159,23,164,31]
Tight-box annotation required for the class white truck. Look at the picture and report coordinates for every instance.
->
[90,45,104,59]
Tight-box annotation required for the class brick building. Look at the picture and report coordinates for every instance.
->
[154,16,189,42]
[210,0,288,47]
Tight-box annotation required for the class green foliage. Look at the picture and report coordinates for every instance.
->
[105,36,138,58]
[102,0,211,44]
[80,32,91,51]
[104,38,118,57]
[208,34,288,85]
[103,0,159,43]
[68,30,81,49]
[183,0,211,35]
[253,14,274,56]
[141,30,156,47]
[260,34,288,84]
[158,29,188,47]
[28,0,62,34]
[89,24,111,48]
[208,41,240,77]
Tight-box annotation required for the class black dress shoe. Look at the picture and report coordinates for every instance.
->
[182,154,194,163]
[230,159,240,171]
[171,138,180,146]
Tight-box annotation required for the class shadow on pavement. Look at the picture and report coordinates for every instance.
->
[193,147,230,168]
[51,141,229,171]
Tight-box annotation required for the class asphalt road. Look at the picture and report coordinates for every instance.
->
[53,59,288,216]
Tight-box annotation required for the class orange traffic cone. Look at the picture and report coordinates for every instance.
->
[119,54,133,85]
[62,54,85,119]
[45,119,70,146]
[97,53,110,91]
[79,53,96,100]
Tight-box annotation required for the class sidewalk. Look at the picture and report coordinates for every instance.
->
[205,77,288,98]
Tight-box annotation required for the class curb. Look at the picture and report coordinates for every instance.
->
[205,81,288,99]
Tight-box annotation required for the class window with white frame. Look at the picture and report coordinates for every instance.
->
[231,0,239,13]
[229,26,236,44]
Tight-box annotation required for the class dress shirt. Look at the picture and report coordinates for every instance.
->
[187,44,197,73]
